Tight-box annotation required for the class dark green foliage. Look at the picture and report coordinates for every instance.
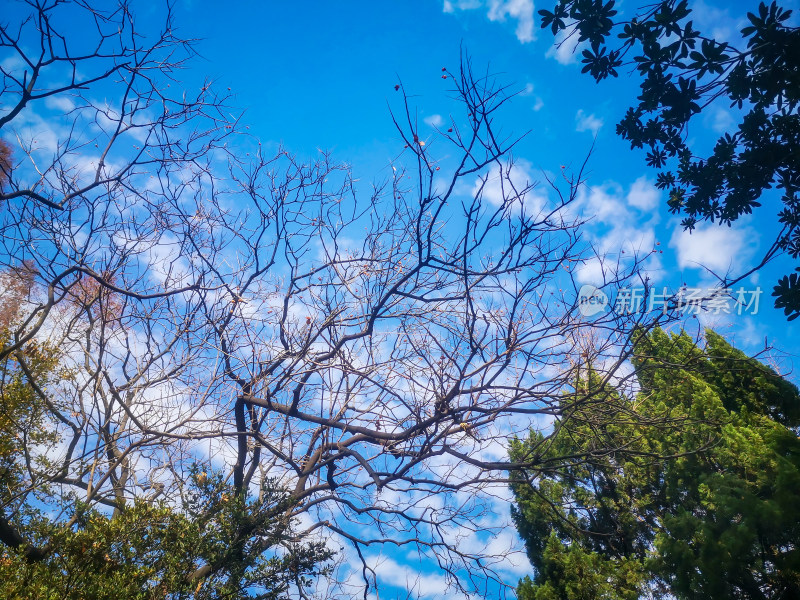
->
[539,1,800,318]
[0,471,333,599]
[510,328,800,599]
[0,323,331,599]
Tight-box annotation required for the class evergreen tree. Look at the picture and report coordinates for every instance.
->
[510,328,800,599]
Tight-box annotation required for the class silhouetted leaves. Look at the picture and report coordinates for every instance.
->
[772,268,800,320]
[540,1,800,317]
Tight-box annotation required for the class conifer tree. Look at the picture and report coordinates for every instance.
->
[510,328,800,599]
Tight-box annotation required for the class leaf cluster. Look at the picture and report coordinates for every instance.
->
[540,1,800,318]
[510,328,800,599]
[1,470,333,599]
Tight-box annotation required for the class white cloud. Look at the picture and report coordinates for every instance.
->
[691,0,745,44]
[574,180,664,284]
[424,114,443,128]
[473,158,547,215]
[709,108,735,134]
[485,530,533,576]
[575,256,608,285]
[626,176,660,212]
[8,106,61,154]
[670,222,758,275]
[487,0,536,43]
[371,555,451,597]
[546,27,586,65]
[0,55,26,80]
[577,182,624,224]
[602,223,657,257]
[519,83,543,110]
[443,0,482,12]
[733,317,761,348]
[443,0,535,43]
[575,109,603,135]
[44,95,76,113]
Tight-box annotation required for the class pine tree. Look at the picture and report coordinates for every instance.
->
[510,328,800,599]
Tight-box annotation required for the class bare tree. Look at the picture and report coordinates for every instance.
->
[0,1,673,597]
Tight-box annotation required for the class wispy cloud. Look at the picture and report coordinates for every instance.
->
[575,109,603,135]
[44,95,76,113]
[573,181,662,285]
[424,114,443,128]
[708,107,735,134]
[443,0,483,12]
[520,82,544,111]
[473,158,547,215]
[487,0,536,43]
[691,0,746,44]
[546,27,586,64]
[442,0,536,43]
[669,221,758,276]
[626,175,661,212]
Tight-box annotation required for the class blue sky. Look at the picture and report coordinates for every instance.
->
[176,0,800,361]
[3,1,799,597]
[165,1,800,596]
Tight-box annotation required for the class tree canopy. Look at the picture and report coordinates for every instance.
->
[7,1,795,596]
[0,273,331,598]
[539,0,800,319]
[0,476,332,599]
[510,327,800,599]
[0,1,673,595]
